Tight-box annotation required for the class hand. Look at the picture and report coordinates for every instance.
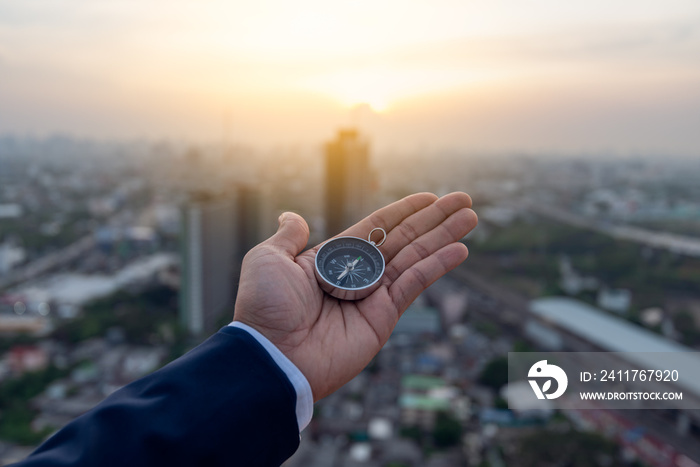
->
[233,192,478,401]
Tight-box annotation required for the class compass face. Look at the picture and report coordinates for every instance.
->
[315,236,385,300]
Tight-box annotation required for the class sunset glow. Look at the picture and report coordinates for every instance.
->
[1,0,699,152]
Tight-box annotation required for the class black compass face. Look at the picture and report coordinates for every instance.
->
[315,236,385,297]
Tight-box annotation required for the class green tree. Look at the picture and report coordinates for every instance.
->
[52,285,180,345]
[516,429,617,467]
[399,425,423,444]
[673,310,700,347]
[478,357,508,392]
[432,411,461,449]
[0,364,70,444]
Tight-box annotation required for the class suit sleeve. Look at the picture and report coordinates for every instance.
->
[12,326,301,467]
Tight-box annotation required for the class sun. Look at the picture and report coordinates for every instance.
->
[302,69,399,114]
[346,96,390,114]
[368,100,389,113]
[328,85,392,113]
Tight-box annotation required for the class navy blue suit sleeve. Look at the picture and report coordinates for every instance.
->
[12,326,300,467]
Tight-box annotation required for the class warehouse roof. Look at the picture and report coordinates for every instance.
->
[529,297,700,400]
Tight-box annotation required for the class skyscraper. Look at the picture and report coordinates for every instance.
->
[235,184,262,262]
[324,128,373,237]
[179,193,237,336]
[179,186,263,336]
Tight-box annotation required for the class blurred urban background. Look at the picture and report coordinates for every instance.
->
[1,1,700,466]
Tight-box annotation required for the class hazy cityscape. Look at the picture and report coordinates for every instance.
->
[0,132,699,465]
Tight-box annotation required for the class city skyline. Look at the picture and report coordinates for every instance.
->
[1,1,699,154]
[2,130,700,464]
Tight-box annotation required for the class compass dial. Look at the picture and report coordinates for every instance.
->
[315,236,385,300]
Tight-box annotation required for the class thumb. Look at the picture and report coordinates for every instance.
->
[266,212,310,258]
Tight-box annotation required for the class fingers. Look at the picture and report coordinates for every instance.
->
[381,192,473,262]
[333,193,438,246]
[265,212,310,259]
[384,207,477,282]
[389,242,469,313]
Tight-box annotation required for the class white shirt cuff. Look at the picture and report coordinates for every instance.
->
[228,321,313,432]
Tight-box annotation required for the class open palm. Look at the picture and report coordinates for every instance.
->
[234,192,477,401]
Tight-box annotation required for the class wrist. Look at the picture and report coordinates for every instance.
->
[229,321,314,431]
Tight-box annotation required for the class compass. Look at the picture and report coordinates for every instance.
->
[314,227,387,300]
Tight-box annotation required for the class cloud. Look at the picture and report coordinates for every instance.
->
[396,17,700,70]
[0,0,698,153]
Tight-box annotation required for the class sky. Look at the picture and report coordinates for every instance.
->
[1,0,700,154]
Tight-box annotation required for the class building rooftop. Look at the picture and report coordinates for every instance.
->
[529,296,700,399]
[530,297,687,353]
[393,305,441,335]
[401,375,446,391]
[399,394,450,411]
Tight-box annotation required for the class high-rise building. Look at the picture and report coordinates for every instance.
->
[179,186,263,336]
[179,193,237,336]
[324,128,373,237]
[235,184,262,262]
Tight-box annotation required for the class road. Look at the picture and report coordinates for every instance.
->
[0,235,95,292]
[522,202,700,258]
